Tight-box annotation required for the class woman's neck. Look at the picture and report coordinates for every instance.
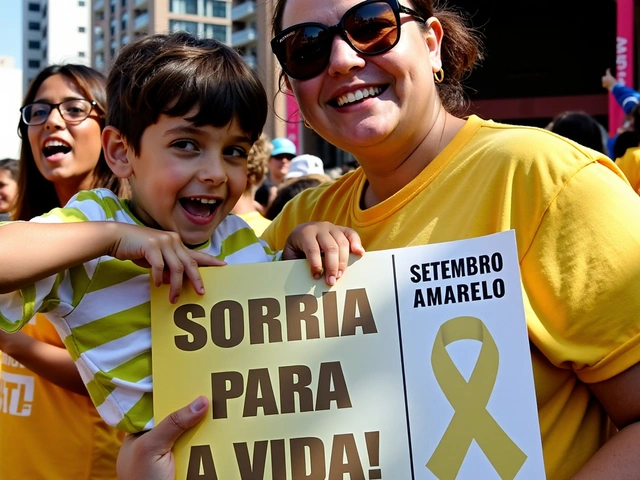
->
[359,112,466,209]
[54,174,96,206]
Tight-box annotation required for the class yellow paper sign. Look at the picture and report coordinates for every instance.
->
[151,231,545,479]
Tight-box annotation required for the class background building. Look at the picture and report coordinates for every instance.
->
[0,56,23,160]
[22,0,92,91]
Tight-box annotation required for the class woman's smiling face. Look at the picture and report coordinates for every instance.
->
[280,0,442,158]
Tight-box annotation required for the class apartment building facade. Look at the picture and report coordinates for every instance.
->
[91,0,289,140]
[22,0,92,92]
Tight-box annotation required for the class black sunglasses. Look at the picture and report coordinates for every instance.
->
[271,0,426,81]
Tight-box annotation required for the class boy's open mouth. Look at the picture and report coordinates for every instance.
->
[180,197,220,217]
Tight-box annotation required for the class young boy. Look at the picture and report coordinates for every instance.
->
[0,33,362,433]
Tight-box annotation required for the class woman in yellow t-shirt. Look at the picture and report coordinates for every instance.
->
[0,64,127,479]
[117,1,640,479]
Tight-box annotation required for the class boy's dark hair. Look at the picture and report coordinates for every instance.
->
[107,32,268,155]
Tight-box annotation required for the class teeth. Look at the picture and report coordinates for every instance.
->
[44,140,70,148]
[337,87,382,107]
[192,198,218,204]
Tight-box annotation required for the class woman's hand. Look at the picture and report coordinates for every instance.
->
[117,396,210,480]
[282,221,365,285]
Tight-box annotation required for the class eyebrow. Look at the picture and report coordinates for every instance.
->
[163,124,253,144]
[31,96,87,104]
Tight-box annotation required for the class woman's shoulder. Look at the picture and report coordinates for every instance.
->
[470,115,613,173]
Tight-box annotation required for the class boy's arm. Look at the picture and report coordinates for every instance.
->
[0,330,88,395]
[0,221,224,302]
[281,221,365,285]
[0,221,123,293]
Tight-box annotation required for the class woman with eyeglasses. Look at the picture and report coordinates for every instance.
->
[0,64,126,479]
[117,1,640,479]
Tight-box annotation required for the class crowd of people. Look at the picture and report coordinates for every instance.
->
[0,0,639,479]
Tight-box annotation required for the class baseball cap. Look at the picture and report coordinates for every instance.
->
[285,154,325,180]
[271,137,297,157]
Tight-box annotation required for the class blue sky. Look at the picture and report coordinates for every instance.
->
[0,0,22,64]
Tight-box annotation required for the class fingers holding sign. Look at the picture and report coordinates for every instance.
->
[282,222,365,286]
[117,396,210,480]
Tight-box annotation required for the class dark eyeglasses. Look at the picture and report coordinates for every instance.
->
[20,99,97,126]
[271,0,426,80]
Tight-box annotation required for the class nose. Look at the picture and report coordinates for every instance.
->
[42,106,66,131]
[326,35,366,77]
[197,155,227,185]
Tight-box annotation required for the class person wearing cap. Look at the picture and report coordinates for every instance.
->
[255,137,297,210]
[284,154,326,180]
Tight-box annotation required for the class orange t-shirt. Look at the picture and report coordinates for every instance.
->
[0,314,123,479]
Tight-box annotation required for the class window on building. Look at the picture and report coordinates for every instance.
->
[78,52,86,57]
[42,25,47,38]
[170,0,197,15]
[28,3,40,11]
[204,0,226,18]
[79,26,86,33]
[42,3,47,17]
[169,20,198,35]
[28,21,40,31]
[28,40,40,49]
[79,0,85,6]
[202,23,227,42]
[28,59,40,69]
[95,53,104,70]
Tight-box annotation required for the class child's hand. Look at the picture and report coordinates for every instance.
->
[282,222,365,285]
[108,223,225,303]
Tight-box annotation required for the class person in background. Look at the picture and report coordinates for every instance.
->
[117,0,640,478]
[284,153,326,180]
[231,133,273,235]
[615,104,640,194]
[546,111,607,154]
[612,130,639,161]
[266,173,333,220]
[254,136,297,210]
[601,68,640,158]
[0,158,19,221]
[0,64,126,480]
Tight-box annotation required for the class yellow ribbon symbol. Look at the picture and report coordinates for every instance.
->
[426,316,527,480]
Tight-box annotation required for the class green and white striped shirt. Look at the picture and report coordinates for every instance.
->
[0,188,276,432]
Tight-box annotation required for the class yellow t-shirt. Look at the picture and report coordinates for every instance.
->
[0,314,124,479]
[616,146,640,193]
[262,115,640,479]
[238,210,272,236]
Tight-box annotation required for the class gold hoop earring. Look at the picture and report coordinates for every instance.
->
[434,68,445,84]
[303,119,313,130]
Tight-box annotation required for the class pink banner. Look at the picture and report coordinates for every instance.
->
[286,93,302,153]
[609,0,635,135]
